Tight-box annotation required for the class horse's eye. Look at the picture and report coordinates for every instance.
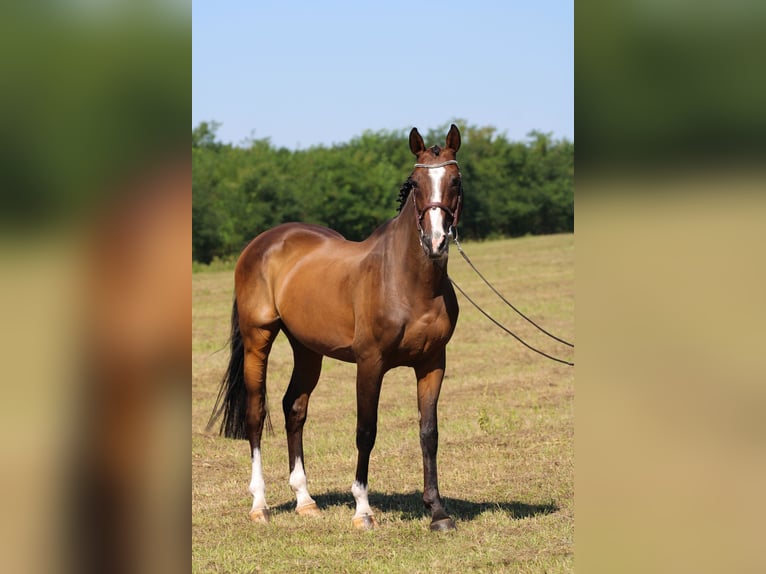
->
[451,178,461,187]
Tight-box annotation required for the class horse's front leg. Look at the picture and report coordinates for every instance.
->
[416,352,456,531]
[351,360,384,530]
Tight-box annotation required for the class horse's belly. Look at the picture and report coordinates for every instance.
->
[276,278,357,362]
[285,316,356,362]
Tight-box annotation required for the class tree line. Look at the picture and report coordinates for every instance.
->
[193,120,573,263]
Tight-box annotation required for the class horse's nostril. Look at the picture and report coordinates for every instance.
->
[431,233,447,254]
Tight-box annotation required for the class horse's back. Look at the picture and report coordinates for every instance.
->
[244,222,344,256]
[237,221,344,272]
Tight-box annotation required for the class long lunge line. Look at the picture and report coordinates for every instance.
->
[449,277,574,367]
[452,237,574,349]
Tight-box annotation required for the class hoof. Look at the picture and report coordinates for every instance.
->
[430,517,456,532]
[296,502,322,517]
[249,508,271,523]
[352,514,379,530]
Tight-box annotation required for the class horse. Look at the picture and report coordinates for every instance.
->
[209,125,463,531]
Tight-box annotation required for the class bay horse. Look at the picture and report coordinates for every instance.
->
[209,125,463,531]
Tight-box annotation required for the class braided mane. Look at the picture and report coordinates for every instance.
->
[397,177,415,213]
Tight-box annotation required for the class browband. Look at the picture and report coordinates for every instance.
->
[413,160,459,169]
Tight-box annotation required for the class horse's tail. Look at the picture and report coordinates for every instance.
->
[207,297,271,439]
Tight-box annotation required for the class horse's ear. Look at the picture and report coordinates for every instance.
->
[409,128,426,155]
[446,124,461,152]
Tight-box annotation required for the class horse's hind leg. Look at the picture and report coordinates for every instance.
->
[282,337,323,516]
[243,324,279,523]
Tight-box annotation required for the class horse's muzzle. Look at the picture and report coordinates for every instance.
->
[421,230,449,259]
[416,200,456,259]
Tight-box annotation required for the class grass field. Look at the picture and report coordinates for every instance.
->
[192,234,574,573]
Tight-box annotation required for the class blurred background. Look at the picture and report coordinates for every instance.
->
[0,2,189,573]
[576,1,766,573]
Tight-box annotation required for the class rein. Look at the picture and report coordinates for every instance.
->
[410,158,573,366]
[453,238,574,348]
[448,236,575,367]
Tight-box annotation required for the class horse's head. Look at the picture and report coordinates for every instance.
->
[408,124,462,259]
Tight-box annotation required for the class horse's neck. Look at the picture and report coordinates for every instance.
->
[387,202,449,295]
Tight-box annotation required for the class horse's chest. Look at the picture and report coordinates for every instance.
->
[398,307,454,359]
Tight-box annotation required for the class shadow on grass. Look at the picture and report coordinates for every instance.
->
[273,490,558,522]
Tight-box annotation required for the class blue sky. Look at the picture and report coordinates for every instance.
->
[193,0,572,149]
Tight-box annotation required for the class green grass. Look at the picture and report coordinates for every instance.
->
[193,234,574,573]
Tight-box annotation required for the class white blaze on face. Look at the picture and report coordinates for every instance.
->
[248,448,268,511]
[351,480,374,519]
[289,457,316,509]
[427,167,447,252]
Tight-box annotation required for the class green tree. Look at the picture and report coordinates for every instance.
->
[192,121,574,262]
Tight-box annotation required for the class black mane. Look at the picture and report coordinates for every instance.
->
[397,177,415,213]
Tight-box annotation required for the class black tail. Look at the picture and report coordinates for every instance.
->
[207,298,271,439]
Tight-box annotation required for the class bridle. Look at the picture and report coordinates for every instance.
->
[411,160,463,237]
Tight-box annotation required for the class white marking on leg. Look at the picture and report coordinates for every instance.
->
[289,457,316,509]
[351,480,374,518]
[248,448,268,511]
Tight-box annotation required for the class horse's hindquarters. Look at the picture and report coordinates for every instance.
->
[238,223,359,361]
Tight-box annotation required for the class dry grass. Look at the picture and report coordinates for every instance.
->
[192,234,574,573]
